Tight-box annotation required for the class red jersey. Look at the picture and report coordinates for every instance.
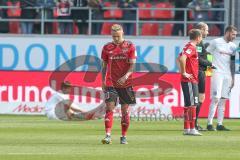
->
[179,42,199,83]
[101,40,136,88]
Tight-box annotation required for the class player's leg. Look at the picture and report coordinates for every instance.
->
[65,102,105,121]
[207,98,220,130]
[46,106,59,120]
[118,87,136,144]
[196,70,206,130]
[181,82,201,136]
[197,93,205,128]
[189,83,202,135]
[207,72,223,131]
[65,102,86,120]
[216,74,232,131]
[217,98,226,126]
[181,82,191,135]
[216,98,230,131]
[53,100,95,121]
[83,102,106,120]
[54,100,72,120]
[120,104,130,144]
[55,100,88,121]
[102,87,118,144]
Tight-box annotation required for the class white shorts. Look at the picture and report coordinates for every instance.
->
[211,72,232,99]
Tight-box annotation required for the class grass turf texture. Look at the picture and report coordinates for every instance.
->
[0,115,240,160]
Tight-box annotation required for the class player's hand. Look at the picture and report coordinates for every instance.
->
[182,72,193,79]
[117,75,127,86]
[66,110,73,120]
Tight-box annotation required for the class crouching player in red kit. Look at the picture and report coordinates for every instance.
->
[177,29,203,136]
[101,24,137,144]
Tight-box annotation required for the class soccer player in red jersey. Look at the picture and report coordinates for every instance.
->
[177,29,203,136]
[101,24,136,144]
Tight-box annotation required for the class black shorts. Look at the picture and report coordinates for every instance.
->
[181,82,199,107]
[104,86,136,105]
[198,70,206,93]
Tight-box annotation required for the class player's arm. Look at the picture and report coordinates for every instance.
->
[125,46,137,79]
[230,55,235,89]
[101,60,107,91]
[199,54,216,69]
[118,44,136,85]
[178,54,187,74]
[178,54,193,79]
[61,100,85,113]
[70,102,85,112]
[176,56,181,73]
[125,58,135,79]
[117,59,136,85]
[205,40,218,69]
[101,46,108,91]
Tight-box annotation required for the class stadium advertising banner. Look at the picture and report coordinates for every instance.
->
[229,75,240,118]
[0,71,184,117]
[0,36,188,72]
[0,71,236,118]
[0,36,239,118]
[0,36,239,72]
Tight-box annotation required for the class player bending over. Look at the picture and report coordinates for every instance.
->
[45,81,106,121]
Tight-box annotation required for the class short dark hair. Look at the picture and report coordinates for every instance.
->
[189,29,202,40]
[225,25,237,34]
[61,81,72,89]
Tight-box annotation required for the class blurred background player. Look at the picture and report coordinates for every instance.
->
[171,0,190,36]
[177,29,203,136]
[118,0,138,35]
[101,24,136,144]
[206,26,238,131]
[187,0,212,21]
[45,81,106,121]
[194,22,216,131]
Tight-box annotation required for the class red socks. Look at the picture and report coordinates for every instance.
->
[184,107,196,130]
[190,107,196,129]
[121,112,130,137]
[184,107,190,130]
[104,109,130,137]
[105,110,113,135]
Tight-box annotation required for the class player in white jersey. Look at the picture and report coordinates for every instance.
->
[45,81,106,121]
[206,26,237,131]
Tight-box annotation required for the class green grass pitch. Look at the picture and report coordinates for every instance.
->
[0,115,240,160]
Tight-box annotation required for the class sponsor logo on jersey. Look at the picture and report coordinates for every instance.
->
[186,49,192,54]
[110,55,127,60]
